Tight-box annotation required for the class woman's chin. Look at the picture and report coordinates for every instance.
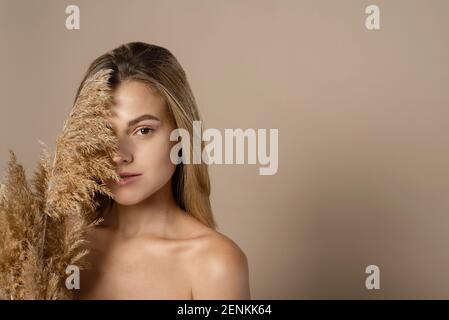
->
[113,198,140,206]
[112,191,143,206]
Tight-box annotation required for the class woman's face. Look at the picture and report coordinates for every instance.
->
[106,80,177,206]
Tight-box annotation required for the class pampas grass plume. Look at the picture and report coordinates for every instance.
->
[0,68,119,299]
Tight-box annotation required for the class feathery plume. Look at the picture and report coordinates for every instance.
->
[0,68,119,299]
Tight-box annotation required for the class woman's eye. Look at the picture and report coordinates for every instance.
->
[135,127,153,136]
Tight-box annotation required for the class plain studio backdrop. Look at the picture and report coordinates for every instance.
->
[1,0,448,299]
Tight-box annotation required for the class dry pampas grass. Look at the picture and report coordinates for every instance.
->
[0,69,120,299]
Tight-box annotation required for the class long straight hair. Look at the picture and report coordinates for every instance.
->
[74,42,216,229]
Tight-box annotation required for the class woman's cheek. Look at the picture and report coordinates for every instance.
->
[146,138,176,180]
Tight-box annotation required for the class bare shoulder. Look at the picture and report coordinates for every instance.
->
[194,230,248,267]
[178,212,248,263]
[185,222,251,299]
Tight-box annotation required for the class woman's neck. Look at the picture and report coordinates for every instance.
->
[104,181,181,239]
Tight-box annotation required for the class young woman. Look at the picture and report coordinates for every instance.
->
[74,42,250,300]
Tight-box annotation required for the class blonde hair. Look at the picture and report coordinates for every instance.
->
[74,42,216,229]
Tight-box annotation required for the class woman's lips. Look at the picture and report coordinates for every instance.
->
[115,174,142,186]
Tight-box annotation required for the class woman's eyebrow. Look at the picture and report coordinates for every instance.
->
[127,114,161,127]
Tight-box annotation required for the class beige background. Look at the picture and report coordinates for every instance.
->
[1,0,449,299]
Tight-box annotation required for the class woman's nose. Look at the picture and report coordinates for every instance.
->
[112,141,133,164]
[112,152,132,164]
